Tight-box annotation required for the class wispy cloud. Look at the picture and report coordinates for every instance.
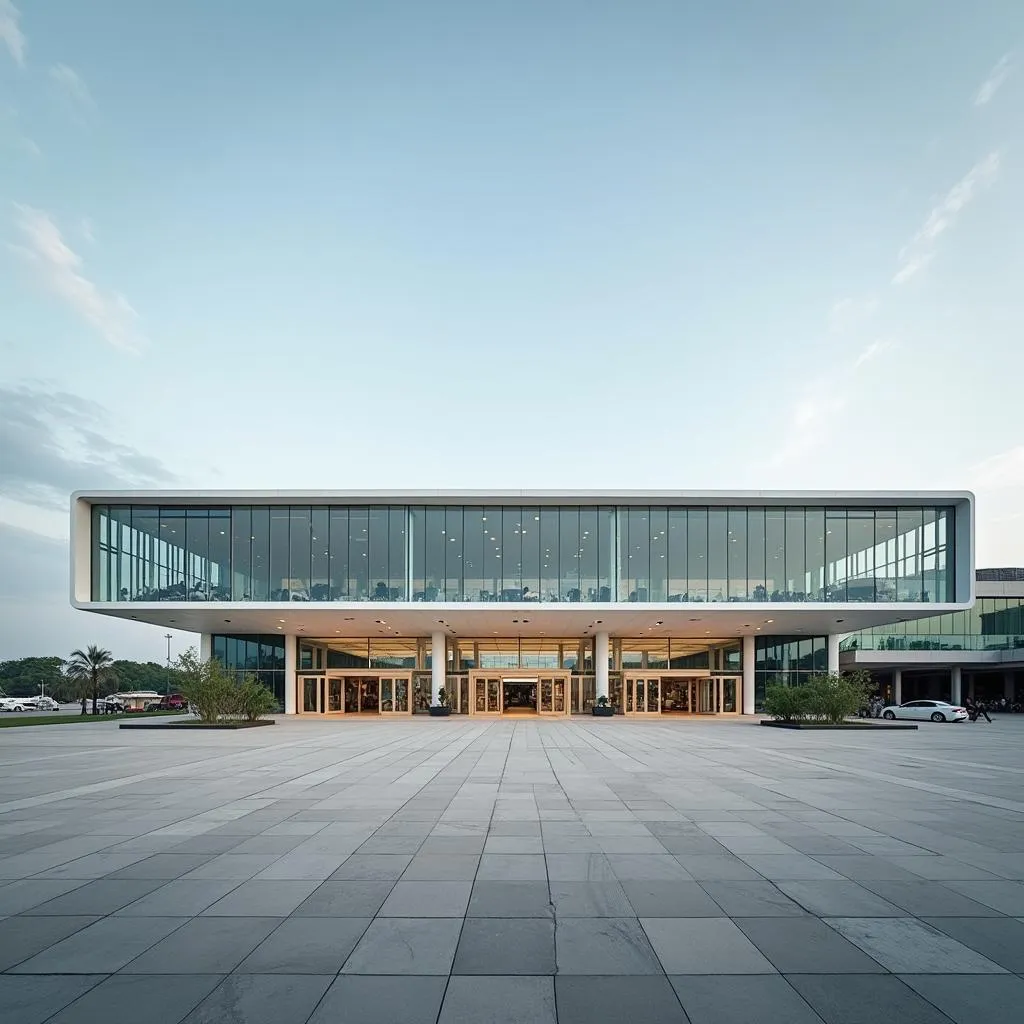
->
[0,105,40,157]
[49,63,95,113]
[0,0,25,66]
[11,204,145,353]
[827,296,878,335]
[892,152,1000,285]
[80,217,95,243]
[974,53,1012,107]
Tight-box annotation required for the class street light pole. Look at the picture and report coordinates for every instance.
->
[164,633,173,695]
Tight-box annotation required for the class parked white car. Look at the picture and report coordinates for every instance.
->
[881,700,967,723]
[0,697,38,712]
[31,696,60,711]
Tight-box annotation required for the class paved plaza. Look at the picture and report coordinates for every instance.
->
[1,716,1023,1023]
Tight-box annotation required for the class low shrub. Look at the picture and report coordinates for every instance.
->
[175,649,277,722]
[764,683,810,722]
[765,671,873,725]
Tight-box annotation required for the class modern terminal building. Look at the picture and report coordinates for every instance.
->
[842,568,1023,707]
[70,491,974,717]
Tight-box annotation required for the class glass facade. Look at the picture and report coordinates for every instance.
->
[210,633,286,707]
[842,597,1024,653]
[754,635,829,710]
[91,503,956,605]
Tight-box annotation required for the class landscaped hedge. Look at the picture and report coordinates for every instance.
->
[764,671,872,725]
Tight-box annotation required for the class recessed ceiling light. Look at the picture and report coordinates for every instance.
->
[278,619,285,623]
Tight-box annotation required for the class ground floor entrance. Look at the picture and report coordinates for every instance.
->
[619,672,740,714]
[468,671,571,715]
[296,672,412,715]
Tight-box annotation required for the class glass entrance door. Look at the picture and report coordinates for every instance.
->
[474,676,501,714]
[625,676,661,713]
[538,677,566,714]
[379,676,410,714]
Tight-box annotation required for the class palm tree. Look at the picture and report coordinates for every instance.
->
[65,646,116,715]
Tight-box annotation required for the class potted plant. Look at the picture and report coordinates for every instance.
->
[592,695,615,717]
[429,687,451,717]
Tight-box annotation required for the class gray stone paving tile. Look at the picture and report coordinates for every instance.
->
[621,880,723,917]
[167,835,249,855]
[379,879,471,916]
[0,880,87,916]
[607,854,693,880]
[238,916,370,973]
[255,852,348,880]
[341,917,462,974]
[115,879,242,916]
[735,916,886,973]
[699,880,808,917]
[738,854,845,880]
[181,973,332,1024]
[860,878,1004,916]
[307,976,447,1024]
[23,879,165,916]
[402,854,481,880]
[809,855,922,881]
[454,917,555,974]
[549,880,632,917]
[0,915,99,971]
[329,853,412,879]
[670,975,822,1024]
[555,917,663,975]
[356,834,425,855]
[293,880,395,916]
[484,836,544,854]
[468,881,553,918]
[477,853,547,881]
[119,916,281,973]
[899,974,1024,1024]
[545,853,617,881]
[0,975,105,1024]
[438,976,556,1024]
[556,976,689,1024]
[673,854,763,880]
[942,879,1024,914]
[181,853,281,880]
[106,854,215,879]
[921,915,1024,972]
[44,974,222,1024]
[826,917,1007,973]
[775,880,904,917]
[641,917,777,974]
[788,973,961,1024]
[12,915,185,974]
[201,879,320,916]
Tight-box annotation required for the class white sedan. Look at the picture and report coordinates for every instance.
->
[881,700,967,723]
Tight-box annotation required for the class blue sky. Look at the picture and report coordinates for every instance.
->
[1,1,1022,660]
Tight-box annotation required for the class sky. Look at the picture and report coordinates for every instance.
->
[1,1,1022,663]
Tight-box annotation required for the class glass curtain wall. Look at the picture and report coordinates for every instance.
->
[842,598,1024,653]
[210,633,286,707]
[91,504,955,604]
[753,635,828,710]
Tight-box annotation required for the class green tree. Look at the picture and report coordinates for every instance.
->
[175,648,237,723]
[0,656,65,698]
[64,646,117,715]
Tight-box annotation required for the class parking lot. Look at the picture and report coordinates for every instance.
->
[1,715,1023,1023]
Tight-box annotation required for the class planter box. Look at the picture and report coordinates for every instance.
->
[120,719,276,730]
[760,720,918,731]
[592,706,615,717]
[428,706,452,717]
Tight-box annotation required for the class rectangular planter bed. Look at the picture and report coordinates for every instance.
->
[591,707,615,717]
[428,707,452,717]
[120,720,276,730]
[760,721,918,730]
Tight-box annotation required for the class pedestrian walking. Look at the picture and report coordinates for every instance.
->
[966,698,992,723]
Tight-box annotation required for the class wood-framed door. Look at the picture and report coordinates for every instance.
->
[467,671,572,715]
[378,675,411,714]
[538,673,570,715]
[295,672,412,715]
[471,674,502,715]
[623,674,661,714]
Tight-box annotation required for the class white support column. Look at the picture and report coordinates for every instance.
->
[893,669,902,706]
[284,634,297,714]
[951,665,962,706]
[742,635,755,715]
[431,631,446,706]
[199,633,212,662]
[827,634,840,675]
[595,631,609,701]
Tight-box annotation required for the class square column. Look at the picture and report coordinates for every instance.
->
[893,669,902,705]
[431,631,446,706]
[595,631,609,701]
[284,635,297,714]
[827,635,840,675]
[200,633,212,661]
[951,665,962,706]
[742,635,755,715]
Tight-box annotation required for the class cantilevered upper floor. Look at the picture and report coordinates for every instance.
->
[70,490,974,638]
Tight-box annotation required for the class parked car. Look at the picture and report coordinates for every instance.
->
[0,697,38,712]
[145,694,188,711]
[881,700,968,723]
[32,696,60,711]
[97,696,125,713]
